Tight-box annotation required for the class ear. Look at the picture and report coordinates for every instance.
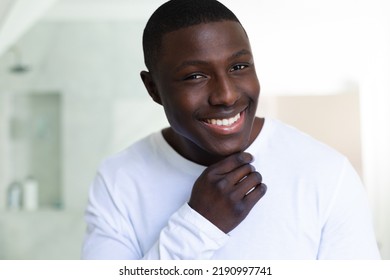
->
[140,71,162,105]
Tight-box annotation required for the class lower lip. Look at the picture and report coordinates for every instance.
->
[201,110,246,135]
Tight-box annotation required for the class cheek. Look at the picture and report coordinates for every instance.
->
[161,87,205,115]
[160,95,195,130]
[245,79,261,106]
[235,72,260,96]
[247,74,261,96]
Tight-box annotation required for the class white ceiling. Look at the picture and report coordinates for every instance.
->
[42,0,166,21]
[0,0,166,57]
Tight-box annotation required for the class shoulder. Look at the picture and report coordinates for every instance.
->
[266,118,346,161]
[97,132,163,179]
[260,118,350,180]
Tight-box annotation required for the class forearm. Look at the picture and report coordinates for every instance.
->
[142,203,229,260]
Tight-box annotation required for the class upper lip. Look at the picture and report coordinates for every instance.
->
[199,107,246,121]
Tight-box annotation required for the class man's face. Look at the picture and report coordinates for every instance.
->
[147,21,260,162]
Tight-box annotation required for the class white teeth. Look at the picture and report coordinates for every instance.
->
[206,113,241,126]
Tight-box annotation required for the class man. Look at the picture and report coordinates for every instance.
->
[82,0,380,259]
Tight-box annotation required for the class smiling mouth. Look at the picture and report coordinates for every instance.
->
[200,110,246,135]
[204,112,241,127]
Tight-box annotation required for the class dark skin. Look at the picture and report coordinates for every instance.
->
[141,21,266,233]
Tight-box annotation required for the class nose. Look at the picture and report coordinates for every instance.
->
[208,74,239,106]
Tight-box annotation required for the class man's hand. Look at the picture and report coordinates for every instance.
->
[188,152,267,233]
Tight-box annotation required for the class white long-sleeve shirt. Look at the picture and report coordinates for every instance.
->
[82,118,381,259]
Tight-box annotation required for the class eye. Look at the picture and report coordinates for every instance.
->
[184,73,206,80]
[230,64,248,72]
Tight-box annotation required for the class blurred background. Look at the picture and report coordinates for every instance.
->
[0,0,389,259]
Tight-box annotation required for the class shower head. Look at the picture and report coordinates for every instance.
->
[8,46,30,74]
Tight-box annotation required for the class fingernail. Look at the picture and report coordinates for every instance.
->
[246,153,254,162]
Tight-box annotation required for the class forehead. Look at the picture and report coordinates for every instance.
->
[157,21,251,69]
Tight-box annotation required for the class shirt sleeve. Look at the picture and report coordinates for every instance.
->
[81,169,229,260]
[317,159,381,259]
[143,203,229,260]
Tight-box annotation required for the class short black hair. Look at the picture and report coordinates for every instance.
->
[142,0,241,72]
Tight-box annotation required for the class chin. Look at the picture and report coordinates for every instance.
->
[207,138,250,157]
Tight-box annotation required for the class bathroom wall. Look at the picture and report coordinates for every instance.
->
[0,21,156,212]
[0,21,167,259]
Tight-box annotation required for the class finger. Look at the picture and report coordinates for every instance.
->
[231,172,263,199]
[243,183,267,207]
[211,152,254,175]
[222,163,256,186]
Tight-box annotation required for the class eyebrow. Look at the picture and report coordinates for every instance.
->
[174,49,252,73]
[230,49,252,59]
